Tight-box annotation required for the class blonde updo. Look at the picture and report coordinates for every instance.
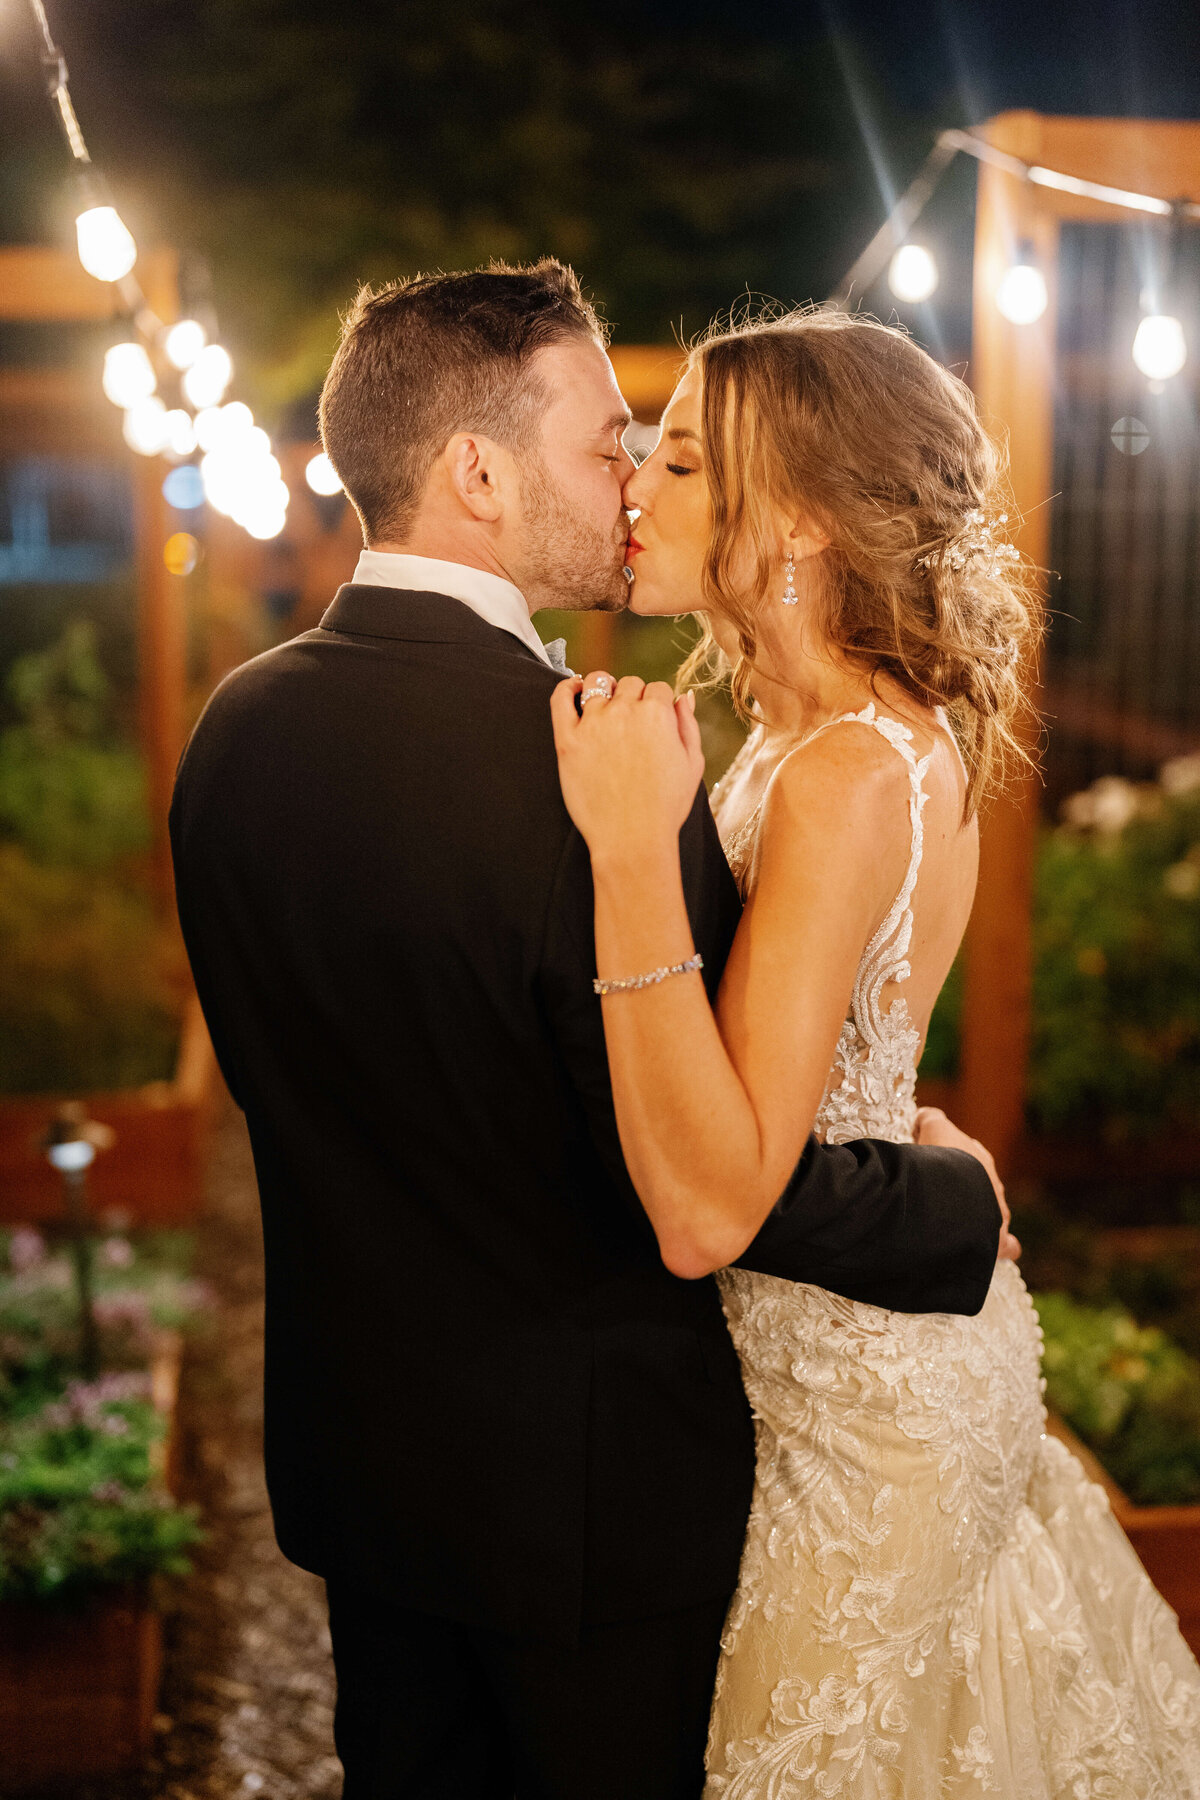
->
[678,306,1043,814]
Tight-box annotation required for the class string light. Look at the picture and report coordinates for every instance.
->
[102,341,156,408]
[163,319,207,371]
[1132,314,1188,381]
[887,244,939,303]
[75,204,137,282]
[23,0,276,541]
[829,127,1200,311]
[305,452,344,496]
[163,408,198,458]
[996,247,1049,325]
[182,343,234,409]
[122,397,170,457]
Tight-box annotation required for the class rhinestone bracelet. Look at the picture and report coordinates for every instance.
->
[593,953,704,997]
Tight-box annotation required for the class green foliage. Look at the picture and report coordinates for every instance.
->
[1036,1290,1200,1506]
[0,843,184,1093]
[0,1232,209,1602]
[0,623,183,1096]
[923,772,1200,1132]
[0,621,150,869]
[0,1390,202,1601]
[1029,780,1200,1135]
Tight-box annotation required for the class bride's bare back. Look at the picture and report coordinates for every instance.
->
[711,692,979,1113]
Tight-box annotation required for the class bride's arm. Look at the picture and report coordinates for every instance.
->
[551,675,911,1278]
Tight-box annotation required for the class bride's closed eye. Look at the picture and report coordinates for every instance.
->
[665,463,698,477]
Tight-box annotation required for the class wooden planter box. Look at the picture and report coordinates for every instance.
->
[0,991,218,1225]
[0,1335,182,1788]
[1047,1412,1200,1658]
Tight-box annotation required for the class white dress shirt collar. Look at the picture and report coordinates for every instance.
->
[351,550,554,670]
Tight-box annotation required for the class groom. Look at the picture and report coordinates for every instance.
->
[170,259,1006,1799]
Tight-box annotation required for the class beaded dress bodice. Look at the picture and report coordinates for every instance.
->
[703,710,1200,1799]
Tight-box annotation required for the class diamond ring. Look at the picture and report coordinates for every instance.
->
[580,677,616,707]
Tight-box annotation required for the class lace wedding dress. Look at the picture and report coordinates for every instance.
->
[705,706,1200,1799]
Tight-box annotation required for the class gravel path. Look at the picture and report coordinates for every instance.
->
[50,1102,342,1800]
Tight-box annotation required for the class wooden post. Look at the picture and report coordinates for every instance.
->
[133,457,186,903]
[957,114,1058,1169]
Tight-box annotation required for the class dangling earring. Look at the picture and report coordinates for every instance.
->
[781,551,798,606]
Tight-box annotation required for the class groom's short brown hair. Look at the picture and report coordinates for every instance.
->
[319,258,606,542]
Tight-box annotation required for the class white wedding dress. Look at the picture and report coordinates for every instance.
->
[705,706,1200,1799]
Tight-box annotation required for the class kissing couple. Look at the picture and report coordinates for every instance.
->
[171,260,1200,1797]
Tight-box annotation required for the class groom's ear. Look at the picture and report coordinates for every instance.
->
[442,432,507,523]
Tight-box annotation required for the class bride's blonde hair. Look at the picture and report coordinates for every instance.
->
[677,306,1043,815]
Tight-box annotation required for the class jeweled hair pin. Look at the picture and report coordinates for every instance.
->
[915,509,1021,578]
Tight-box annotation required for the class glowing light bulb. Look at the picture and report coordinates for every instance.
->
[1132,314,1187,381]
[75,205,137,282]
[102,341,156,408]
[164,319,207,371]
[163,409,198,458]
[305,451,344,496]
[996,261,1049,325]
[887,244,939,304]
[122,397,170,457]
[182,343,233,409]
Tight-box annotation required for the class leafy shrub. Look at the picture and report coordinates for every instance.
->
[0,620,150,869]
[0,622,183,1095]
[922,765,1200,1134]
[0,1229,209,1601]
[0,843,185,1093]
[1036,1289,1200,1505]
[0,1377,201,1601]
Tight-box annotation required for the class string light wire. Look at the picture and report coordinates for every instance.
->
[831,126,1200,305]
[22,0,291,538]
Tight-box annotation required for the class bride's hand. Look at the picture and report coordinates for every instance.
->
[550,671,706,863]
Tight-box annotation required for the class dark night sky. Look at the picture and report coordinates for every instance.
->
[2,0,1198,397]
[641,0,1200,122]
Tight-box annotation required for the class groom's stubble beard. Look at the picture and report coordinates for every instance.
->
[515,453,631,616]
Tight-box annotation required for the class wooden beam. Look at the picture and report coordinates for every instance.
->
[134,457,187,906]
[958,113,1058,1171]
[0,245,180,324]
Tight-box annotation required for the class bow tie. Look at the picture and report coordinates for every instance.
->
[542,637,574,677]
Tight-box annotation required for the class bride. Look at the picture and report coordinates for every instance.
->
[550,308,1200,1796]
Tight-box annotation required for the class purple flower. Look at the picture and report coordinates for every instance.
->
[93,1291,153,1332]
[8,1228,45,1273]
[100,1237,135,1269]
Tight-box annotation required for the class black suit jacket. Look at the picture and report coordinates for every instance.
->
[169,583,999,1644]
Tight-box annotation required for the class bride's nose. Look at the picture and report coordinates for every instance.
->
[622,461,647,511]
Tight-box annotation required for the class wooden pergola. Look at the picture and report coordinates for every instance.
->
[614,112,1200,1175]
[0,245,184,901]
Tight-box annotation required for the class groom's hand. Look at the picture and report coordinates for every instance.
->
[914,1107,1021,1262]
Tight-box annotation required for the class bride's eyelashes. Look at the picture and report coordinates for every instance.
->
[665,462,698,477]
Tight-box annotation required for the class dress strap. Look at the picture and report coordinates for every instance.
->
[805,702,932,1043]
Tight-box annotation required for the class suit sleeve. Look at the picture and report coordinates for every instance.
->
[541,780,1001,1316]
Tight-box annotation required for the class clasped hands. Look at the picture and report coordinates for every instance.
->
[550,670,705,861]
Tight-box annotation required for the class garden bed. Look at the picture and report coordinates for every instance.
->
[0,1226,208,1786]
[0,1333,181,1788]
[0,989,217,1225]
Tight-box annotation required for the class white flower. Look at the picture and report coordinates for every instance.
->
[1061,776,1140,835]
[1164,861,1200,899]
[1161,753,1200,795]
